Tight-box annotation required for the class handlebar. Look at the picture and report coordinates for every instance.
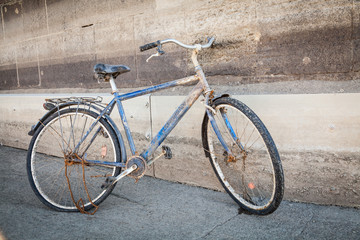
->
[139,40,161,52]
[139,37,215,52]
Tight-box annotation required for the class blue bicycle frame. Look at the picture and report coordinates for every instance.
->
[71,47,233,169]
[73,78,232,169]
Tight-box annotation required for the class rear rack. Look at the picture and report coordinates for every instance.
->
[29,96,109,137]
[43,96,107,111]
[45,96,103,104]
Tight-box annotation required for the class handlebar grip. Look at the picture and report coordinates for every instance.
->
[139,40,160,52]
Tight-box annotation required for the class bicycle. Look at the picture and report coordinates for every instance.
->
[27,37,284,215]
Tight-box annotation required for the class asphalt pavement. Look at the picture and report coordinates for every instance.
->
[0,145,359,240]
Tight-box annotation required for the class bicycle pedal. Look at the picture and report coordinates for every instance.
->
[162,145,172,159]
[101,165,137,189]
[101,183,111,189]
[106,176,116,182]
[101,176,115,189]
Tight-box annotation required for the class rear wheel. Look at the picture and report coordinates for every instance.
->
[27,108,121,212]
[202,97,284,215]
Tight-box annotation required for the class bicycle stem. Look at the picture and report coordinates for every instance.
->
[191,49,211,94]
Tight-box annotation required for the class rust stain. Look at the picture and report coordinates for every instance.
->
[227,154,236,163]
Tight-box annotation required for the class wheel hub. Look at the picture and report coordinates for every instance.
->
[64,153,89,166]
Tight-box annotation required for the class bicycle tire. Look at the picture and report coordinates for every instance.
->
[27,108,121,212]
[202,97,284,215]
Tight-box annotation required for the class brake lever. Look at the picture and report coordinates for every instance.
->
[146,45,165,62]
[146,52,160,62]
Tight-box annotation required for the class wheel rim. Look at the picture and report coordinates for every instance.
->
[30,111,118,210]
[207,103,277,210]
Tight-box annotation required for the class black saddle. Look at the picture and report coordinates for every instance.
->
[94,63,130,80]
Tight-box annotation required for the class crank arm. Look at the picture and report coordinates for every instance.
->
[101,165,137,189]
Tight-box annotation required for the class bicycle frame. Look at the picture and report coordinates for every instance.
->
[116,75,203,159]
[72,49,233,168]
[27,37,284,215]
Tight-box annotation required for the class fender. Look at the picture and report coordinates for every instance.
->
[201,93,230,158]
[211,93,230,105]
[28,101,127,164]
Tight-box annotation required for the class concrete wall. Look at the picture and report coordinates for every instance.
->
[1,92,359,207]
[0,0,359,90]
[0,0,359,208]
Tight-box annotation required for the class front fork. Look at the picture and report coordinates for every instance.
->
[194,48,243,162]
[197,74,237,161]
[205,106,235,162]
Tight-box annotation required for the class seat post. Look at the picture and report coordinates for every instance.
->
[109,76,118,94]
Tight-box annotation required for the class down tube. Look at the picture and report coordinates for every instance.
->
[141,82,204,160]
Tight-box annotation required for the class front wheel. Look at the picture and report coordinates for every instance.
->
[202,97,284,215]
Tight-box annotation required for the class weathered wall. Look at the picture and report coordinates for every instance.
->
[0,0,359,91]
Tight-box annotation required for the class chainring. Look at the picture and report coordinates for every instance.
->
[126,156,147,180]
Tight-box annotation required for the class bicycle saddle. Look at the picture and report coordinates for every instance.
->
[94,63,130,80]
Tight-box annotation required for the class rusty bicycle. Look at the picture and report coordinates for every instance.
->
[27,37,284,215]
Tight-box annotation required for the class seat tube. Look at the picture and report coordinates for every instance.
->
[114,92,137,156]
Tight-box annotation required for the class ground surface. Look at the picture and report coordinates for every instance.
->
[0,145,359,240]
